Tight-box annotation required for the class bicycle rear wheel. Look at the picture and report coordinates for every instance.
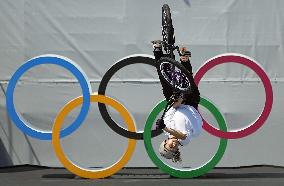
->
[156,57,192,92]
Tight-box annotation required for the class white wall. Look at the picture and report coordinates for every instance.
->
[0,0,283,167]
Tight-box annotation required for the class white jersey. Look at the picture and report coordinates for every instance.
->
[163,104,202,146]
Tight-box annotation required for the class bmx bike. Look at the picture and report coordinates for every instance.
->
[154,4,194,119]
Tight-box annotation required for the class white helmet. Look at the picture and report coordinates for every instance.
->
[159,140,177,159]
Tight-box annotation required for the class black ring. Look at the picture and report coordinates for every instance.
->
[98,55,163,140]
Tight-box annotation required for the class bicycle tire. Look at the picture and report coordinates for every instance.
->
[162,4,175,51]
[156,57,192,92]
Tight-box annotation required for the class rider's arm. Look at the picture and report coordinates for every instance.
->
[152,41,173,101]
[163,127,187,140]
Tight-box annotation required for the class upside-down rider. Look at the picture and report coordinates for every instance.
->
[152,40,202,163]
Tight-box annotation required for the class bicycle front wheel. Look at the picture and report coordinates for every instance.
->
[162,4,175,50]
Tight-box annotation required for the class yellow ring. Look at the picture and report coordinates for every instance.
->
[52,94,136,179]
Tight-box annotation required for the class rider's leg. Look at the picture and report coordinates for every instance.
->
[153,54,173,101]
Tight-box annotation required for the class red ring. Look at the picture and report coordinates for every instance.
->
[194,53,273,139]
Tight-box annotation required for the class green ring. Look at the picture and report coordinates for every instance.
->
[143,97,228,178]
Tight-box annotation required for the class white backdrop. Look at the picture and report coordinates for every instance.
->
[0,0,283,168]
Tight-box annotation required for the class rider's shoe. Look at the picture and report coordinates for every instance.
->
[151,40,163,50]
[180,47,191,57]
[151,40,162,44]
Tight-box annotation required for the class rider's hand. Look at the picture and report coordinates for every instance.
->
[155,119,166,130]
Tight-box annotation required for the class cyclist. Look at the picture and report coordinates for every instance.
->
[152,40,202,163]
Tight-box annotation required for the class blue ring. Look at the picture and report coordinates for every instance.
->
[6,55,91,140]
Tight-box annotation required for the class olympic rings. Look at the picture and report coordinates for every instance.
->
[98,54,163,140]
[52,94,136,179]
[194,53,273,139]
[143,97,228,178]
[6,53,273,178]
[6,55,91,140]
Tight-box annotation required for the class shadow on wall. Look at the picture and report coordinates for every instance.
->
[0,139,13,167]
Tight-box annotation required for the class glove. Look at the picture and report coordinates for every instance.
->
[155,119,166,130]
